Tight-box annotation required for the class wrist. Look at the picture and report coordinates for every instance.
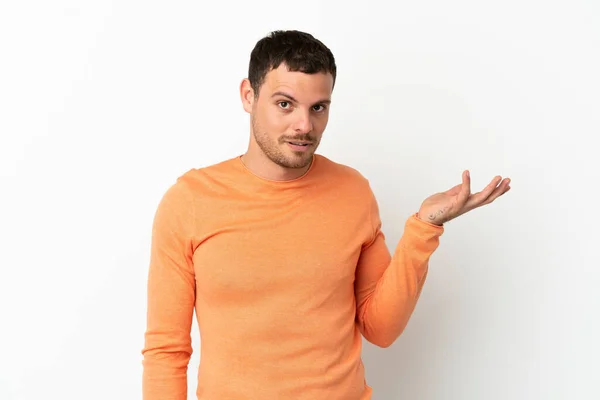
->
[416,211,443,226]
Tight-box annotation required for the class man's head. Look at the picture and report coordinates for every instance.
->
[240,30,336,173]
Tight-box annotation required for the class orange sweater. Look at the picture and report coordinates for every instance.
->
[141,154,444,399]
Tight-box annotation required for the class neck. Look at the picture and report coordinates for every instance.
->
[240,150,313,182]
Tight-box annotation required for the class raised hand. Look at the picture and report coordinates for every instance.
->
[417,170,511,226]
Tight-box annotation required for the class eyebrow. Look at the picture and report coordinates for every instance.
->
[271,91,331,105]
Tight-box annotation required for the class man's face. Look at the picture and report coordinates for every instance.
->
[242,63,334,169]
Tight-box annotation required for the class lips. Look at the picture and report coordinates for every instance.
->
[288,141,311,146]
[286,141,313,152]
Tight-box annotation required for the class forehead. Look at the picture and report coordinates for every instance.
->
[261,64,333,102]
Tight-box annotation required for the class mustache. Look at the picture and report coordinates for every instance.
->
[280,134,316,143]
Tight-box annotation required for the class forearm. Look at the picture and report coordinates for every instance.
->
[355,214,443,347]
[142,289,194,399]
[142,335,192,400]
[141,179,197,399]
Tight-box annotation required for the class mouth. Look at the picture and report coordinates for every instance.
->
[287,141,312,146]
[286,141,313,152]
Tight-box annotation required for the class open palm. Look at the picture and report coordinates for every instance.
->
[418,170,511,226]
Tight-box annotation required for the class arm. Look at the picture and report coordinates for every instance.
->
[354,188,444,348]
[142,180,196,399]
[355,170,510,348]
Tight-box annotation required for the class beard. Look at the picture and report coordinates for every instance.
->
[251,114,319,169]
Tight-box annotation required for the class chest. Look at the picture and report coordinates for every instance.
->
[191,194,371,305]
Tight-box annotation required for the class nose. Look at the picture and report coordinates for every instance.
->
[293,110,313,134]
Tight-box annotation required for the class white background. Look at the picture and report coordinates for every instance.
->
[1,1,599,399]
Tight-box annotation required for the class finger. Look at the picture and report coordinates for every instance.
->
[467,177,510,208]
[456,170,471,206]
[481,178,511,205]
[466,175,502,204]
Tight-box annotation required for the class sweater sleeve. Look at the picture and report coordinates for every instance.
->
[142,180,196,399]
[354,186,444,348]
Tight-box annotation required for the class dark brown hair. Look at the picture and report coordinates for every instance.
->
[248,30,337,97]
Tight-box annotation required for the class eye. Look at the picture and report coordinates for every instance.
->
[278,101,291,109]
[313,104,327,112]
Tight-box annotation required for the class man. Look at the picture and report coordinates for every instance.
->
[141,30,511,400]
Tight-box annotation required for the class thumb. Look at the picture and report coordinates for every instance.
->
[456,170,471,206]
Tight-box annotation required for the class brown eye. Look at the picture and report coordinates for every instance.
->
[279,101,290,109]
[313,105,326,112]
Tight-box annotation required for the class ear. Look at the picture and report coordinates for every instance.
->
[240,78,255,113]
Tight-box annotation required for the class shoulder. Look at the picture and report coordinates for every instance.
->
[155,156,235,201]
[172,155,241,194]
[153,157,240,228]
[315,154,372,189]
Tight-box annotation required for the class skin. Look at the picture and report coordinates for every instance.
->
[239,63,512,222]
[239,63,333,181]
[418,170,511,226]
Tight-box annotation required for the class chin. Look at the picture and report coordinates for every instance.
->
[272,153,310,169]
[286,155,314,169]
